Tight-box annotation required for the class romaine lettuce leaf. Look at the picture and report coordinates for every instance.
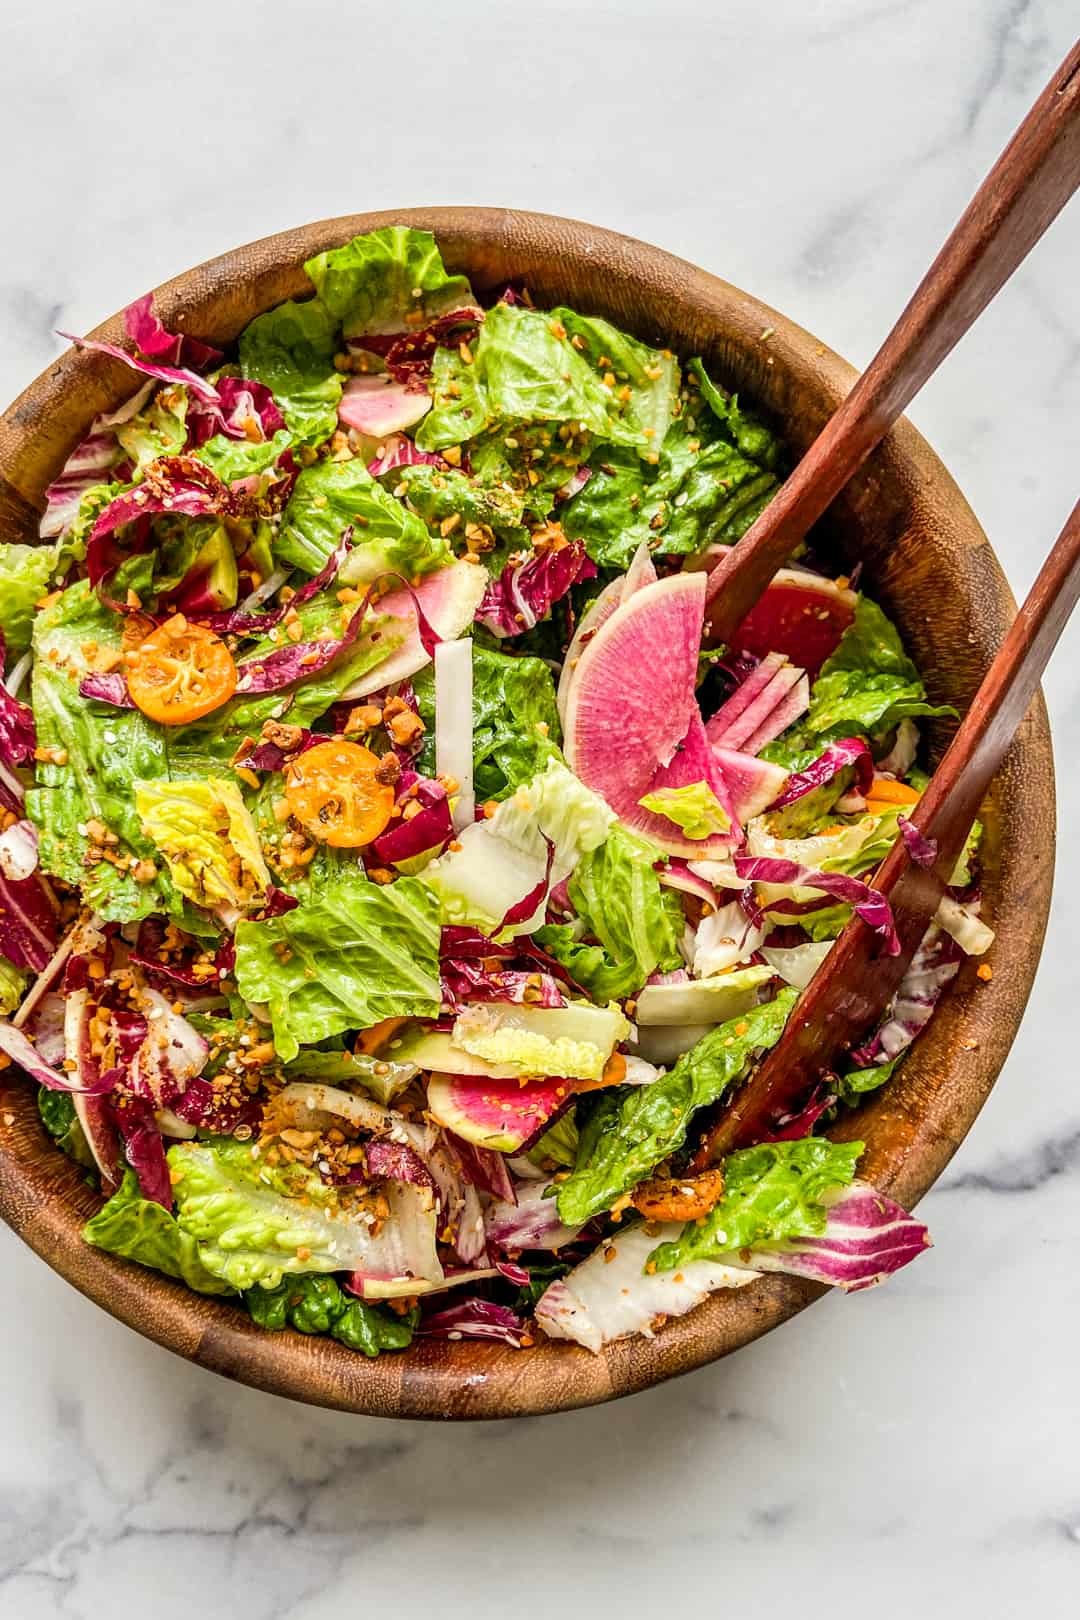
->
[38,1087,95,1169]
[647,1136,863,1271]
[244,1273,417,1356]
[638,781,731,838]
[687,357,785,471]
[83,1168,233,1293]
[134,777,270,913]
[561,416,779,571]
[278,457,450,578]
[554,825,684,1001]
[413,645,562,801]
[0,540,70,660]
[549,307,679,450]
[168,1135,440,1290]
[762,598,955,770]
[237,297,342,445]
[556,989,798,1224]
[115,385,189,472]
[421,757,614,933]
[416,302,652,454]
[233,864,441,1061]
[386,463,530,559]
[0,957,27,1016]
[26,582,176,922]
[304,226,474,339]
[196,428,292,485]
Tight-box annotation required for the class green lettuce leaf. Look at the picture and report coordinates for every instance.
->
[304,226,474,339]
[386,463,530,560]
[416,302,654,454]
[421,756,613,933]
[554,825,684,1001]
[638,781,730,838]
[196,427,292,485]
[237,297,342,445]
[561,414,779,571]
[134,777,271,913]
[26,581,176,922]
[83,1169,233,1294]
[687,357,785,471]
[762,597,955,770]
[233,864,441,1061]
[278,456,450,578]
[648,1137,864,1271]
[37,1088,94,1170]
[550,307,679,449]
[168,1135,436,1290]
[0,540,71,660]
[116,385,188,472]
[0,957,27,1016]
[836,1057,899,1101]
[556,988,798,1224]
[413,645,562,801]
[244,1273,417,1356]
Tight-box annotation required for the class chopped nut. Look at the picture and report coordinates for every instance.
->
[386,709,425,748]
[131,859,157,884]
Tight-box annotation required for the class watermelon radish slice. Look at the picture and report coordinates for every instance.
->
[712,746,790,822]
[340,560,488,699]
[708,662,804,753]
[729,567,857,677]
[705,651,789,746]
[741,672,810,754]
[556,542,657,724]
[565,573,737,857]
[426,1071,574,1153]
[338,374,431,438]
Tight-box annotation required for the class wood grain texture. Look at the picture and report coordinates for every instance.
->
[0,208,1056,1419]
[702,36,1080,641]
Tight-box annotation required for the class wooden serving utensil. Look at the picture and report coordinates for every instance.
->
[703,37,1080,645]
[694,494,1080,1166]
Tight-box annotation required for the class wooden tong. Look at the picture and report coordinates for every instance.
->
[695,495,1080,1164]
[703,38,1080,644]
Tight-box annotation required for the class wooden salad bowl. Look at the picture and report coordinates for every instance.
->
[0,209,1055,1419]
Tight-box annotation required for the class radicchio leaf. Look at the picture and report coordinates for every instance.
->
[123,293,223,372]
[186,376,285,446]
[476,540,597,638]
[734,854,899,954]
[769,738,874,807]
[367,437,447,476]
[0,822,58,972]
[0,635,36,766]
[740,1180,931,1291]
[78,672,135,708]
[109,1094,172,1207]
[898,815,938,868]
[417,1297,524,1346]
[848,924,962,1066]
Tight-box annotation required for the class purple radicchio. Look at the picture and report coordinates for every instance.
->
[476,540,597,638]
[734,853,900,955]
[417,1297,524,1346]
[373,774,453,866]
[0,635,36,766]
[898,815,938,868]
[848,924,963,1066]
[769,738,874,808]
[737,1180,932,1292]
[0,821,59,972]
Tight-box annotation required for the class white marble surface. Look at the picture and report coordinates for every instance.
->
[2,1,1079,1613]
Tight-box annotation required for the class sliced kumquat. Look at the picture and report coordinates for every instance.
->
[126,614,237,724]
[283,739,394,848]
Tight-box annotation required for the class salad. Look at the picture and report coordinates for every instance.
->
[0,228,994,1358]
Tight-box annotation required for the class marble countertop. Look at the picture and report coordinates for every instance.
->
[2,2,1078,1614]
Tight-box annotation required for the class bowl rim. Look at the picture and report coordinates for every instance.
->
[0,207,1055,1419]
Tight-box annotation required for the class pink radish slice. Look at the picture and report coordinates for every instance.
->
[711,746,790,822]
[338,375,431,438]
[740,672,810,755]
[565,572,736,857]
[714,663,805,753]
[706,651,789,745]
[729,567,857,678]
[556,544,657,725]
[339,560,488,700]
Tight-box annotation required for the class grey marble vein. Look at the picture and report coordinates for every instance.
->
[2,2,1079,1617]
